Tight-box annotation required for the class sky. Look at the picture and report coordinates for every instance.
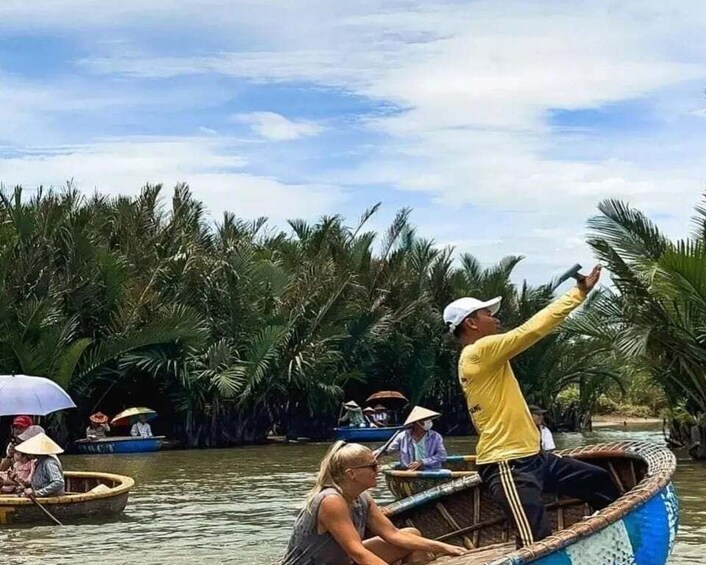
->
[1,0,705,284]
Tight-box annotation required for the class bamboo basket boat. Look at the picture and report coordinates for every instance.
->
[0,471,134,526]
[382,441,678,564]
[383,455,477,499]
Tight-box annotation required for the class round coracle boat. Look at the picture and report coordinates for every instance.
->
[381,441,678,564]
[383,454,477,499]
[75,435,164,454]
[0,471,134,526]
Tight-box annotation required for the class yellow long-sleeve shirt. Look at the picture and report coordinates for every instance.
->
[458,287,587,465]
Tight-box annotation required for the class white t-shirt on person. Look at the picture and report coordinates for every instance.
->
[540,426,555,451]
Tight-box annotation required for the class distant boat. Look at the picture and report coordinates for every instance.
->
[332,426,404,442]
[0,471,134,526]
[381,441,678,565]
[383,454,477,499]
[75,435,164,454]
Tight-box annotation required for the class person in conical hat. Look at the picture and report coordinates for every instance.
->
[15,432,65,498]
[374,406,447,471]
[86,412,111,441]
[339,400,367,428]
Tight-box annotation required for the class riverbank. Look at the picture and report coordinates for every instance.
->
[592,414,662,428]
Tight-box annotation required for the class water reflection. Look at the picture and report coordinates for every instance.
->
[0,425,702,564]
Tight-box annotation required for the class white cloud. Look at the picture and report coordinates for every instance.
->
[233,112,323,141]
[0,137,346,221]
[1,1,705,282]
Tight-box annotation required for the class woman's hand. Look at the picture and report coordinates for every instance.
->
[407,461,422,471]
[431,541,467,556]
[22,488,33,497]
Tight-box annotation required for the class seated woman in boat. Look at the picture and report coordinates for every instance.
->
[374,406,447,471]
[0,415,32,473]
[281,441,465,564]
[14,427,65,498]
[131,415,154,438]
[372,405,390,427]
[86,412,111,441]
[338,401,368,428]
[363,407,379,427]
[0,449,33,494]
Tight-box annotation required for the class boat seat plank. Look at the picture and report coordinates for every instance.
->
[431,542,515,564]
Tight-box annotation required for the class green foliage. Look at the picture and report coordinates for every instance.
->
[587,193,706,421]
[0,183,633,444]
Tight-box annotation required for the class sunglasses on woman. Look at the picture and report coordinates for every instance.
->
[348,461,380,471]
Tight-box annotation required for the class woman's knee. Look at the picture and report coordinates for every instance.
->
[399,526,421,537]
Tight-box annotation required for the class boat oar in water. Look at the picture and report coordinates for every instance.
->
[28,492,63,526]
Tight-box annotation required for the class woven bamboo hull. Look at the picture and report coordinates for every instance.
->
[75,435,163,454]
[383,442,678,564]
[384,455,477,499]
[0,471,134,526]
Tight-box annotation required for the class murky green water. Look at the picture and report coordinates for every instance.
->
[0,425,702,564]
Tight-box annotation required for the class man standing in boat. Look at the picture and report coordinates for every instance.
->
[443,265,619,547]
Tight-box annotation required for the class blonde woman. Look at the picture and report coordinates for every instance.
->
[281,441,465,564]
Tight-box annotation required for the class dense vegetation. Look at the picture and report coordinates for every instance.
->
[0,184,700,454]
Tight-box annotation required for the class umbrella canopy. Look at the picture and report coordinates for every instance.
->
[366,391,409,404]
[0,374,76,417]
[111,407,158,427]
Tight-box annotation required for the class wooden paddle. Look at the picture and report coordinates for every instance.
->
[28,492,63,526]
[374,429,403,459]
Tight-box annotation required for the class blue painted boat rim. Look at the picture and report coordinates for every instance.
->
[332,426,405,433]
[75,436,165,444]
[384,441,677,564]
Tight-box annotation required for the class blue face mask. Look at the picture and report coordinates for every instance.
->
[422,420,433,431]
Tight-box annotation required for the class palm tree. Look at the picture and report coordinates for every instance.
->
[586,196,706,457]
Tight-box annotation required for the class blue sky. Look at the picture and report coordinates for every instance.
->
[1,0,705,284]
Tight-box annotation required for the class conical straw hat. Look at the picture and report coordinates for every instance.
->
[15,432,64,456]
[404,406,441,427]
[344,400,360,408]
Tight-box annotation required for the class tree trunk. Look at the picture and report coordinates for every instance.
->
[665,419,706,460]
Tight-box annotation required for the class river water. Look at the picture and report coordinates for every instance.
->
[1,424,703,564]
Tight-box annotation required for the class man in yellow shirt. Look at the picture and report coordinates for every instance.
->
[443,265,618,547]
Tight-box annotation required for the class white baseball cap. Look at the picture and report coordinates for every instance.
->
[443,296,502,333]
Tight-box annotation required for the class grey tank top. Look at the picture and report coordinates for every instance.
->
[281,488,371,565]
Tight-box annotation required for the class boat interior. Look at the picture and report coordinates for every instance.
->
[383,454,649,564]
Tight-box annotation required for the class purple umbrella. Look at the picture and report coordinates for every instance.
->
[0,374,76,416]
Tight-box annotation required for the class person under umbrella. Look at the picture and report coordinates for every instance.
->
[0,415,32,472]
[15,426,65,498]
[374,406,447,471]
[86,412,111,440]
[373,405,390,427]
[363,407,378,427]
[131,414,154,438]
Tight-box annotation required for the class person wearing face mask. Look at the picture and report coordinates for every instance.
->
[374,406,447,471]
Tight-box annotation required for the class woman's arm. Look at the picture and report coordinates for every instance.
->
[318,495,388,565]
[366,498,465,557]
